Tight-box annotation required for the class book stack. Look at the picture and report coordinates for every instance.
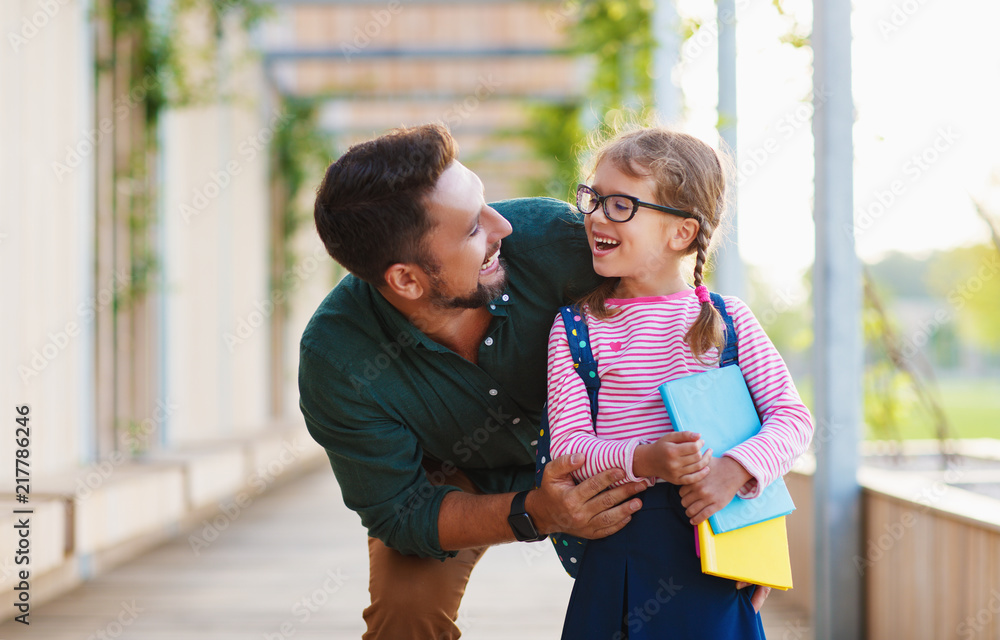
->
[659,365,795,590]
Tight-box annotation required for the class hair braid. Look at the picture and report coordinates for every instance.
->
[685,219,726,363]
[693,221,710,288]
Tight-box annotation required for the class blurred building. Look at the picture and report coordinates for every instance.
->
[0,0,587,618]
[259,0,583,198]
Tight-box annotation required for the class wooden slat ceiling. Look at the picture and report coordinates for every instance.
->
[264,0,580,101]
[260,0,580,198]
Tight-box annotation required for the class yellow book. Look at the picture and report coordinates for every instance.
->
[697,516,793,591]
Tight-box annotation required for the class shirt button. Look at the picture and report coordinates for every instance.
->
[502,294,509,301]
[513,418,520,424]
[484,337,494,346]
[489,389,498,396]
[530,440,538,446]
[490,304,496,310]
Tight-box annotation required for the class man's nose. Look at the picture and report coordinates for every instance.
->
[485,206,512,242]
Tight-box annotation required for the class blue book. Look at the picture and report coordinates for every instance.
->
[658,365,795,534]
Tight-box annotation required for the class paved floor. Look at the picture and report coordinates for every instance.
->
[0,468,811,639]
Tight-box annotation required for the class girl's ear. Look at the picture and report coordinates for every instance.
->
[383,263,426,300]
[668,218,701,252]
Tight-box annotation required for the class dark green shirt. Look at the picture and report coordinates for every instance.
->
[298,197,601,559]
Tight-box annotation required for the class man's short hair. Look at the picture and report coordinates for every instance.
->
[314,123,459,285]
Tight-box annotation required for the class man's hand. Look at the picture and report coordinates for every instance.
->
[633,431,712,485]
[678,455,752,525]
[736,582,771,613]
[526,453,647,539]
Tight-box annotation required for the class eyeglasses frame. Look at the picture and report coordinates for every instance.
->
[575,183,696,223]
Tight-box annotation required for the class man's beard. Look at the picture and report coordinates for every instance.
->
[426,257,509,310]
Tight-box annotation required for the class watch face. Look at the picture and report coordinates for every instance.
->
[508,513,539,541]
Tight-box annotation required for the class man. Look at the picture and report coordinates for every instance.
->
[299,124,764,638]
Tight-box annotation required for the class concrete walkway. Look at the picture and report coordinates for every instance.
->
[0,468,811,639]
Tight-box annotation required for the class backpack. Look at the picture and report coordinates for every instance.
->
[534,292,738,578]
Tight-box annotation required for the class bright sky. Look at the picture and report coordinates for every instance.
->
[677,0,1000,286]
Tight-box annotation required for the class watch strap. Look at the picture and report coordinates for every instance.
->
[510,489,529,515]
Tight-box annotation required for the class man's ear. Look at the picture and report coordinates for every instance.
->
[383,263,426,300]
[668,218,701,252]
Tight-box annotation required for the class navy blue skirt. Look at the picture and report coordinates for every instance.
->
[561,482,766,640]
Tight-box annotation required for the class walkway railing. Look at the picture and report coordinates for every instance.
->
[783,440,1000,640]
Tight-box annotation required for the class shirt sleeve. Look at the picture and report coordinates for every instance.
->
[545,314,652,486]
[489,197,604,305]
[720,297,814,498]
[299,344,460,560]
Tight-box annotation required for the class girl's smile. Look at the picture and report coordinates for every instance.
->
[592,231,621,256]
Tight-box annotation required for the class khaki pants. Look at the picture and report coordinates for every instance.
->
[361,461,490,640]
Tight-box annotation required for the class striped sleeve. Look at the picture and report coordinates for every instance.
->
[545,314,647,485]
[722,297,814,499]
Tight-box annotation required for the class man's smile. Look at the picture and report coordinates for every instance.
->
[480,242,501,274]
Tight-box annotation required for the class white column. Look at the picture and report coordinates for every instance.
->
[159,8,276,446]
[713,0,744,298]
[652,0,681,124]
[1,0,94,474]
[812,0,863,637]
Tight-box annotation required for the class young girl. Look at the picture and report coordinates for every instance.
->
[546,127,813,639]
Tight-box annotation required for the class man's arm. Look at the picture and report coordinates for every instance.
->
[300,344,464,559]
[438,453,647,551]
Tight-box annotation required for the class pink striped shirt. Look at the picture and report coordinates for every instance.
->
[546,289,813,498]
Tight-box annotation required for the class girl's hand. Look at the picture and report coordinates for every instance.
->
[678,456,753,525]
[633,432,711,485]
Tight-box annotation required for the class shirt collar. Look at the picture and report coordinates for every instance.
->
[367,283,448,352]
[486,287,513,317]
[367,283,516,350]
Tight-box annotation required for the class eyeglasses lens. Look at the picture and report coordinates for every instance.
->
[577,186,598,214]
[604,196,635,221]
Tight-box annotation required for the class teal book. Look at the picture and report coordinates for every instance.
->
[658,365,795,534]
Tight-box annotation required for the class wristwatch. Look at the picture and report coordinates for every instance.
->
[508,490,547,542]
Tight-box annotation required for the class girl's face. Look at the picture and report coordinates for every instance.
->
[585,160,692,291]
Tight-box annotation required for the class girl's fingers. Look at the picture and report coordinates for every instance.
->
[678,457,709,475]
[674,448,713,473]
[684,499,708,520]
[689,504,715,525]
[677,465,710,485]
[670,447,713,465]
[690,498,725,524]
[671,456,703,472]
[680,441,703,455]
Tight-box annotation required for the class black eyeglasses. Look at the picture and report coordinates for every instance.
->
[576,184,695,223]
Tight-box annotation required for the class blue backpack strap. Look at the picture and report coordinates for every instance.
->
[534,305,598,578]
[558,305,601,419]
[709,292,738,367]
[535,304,601,490]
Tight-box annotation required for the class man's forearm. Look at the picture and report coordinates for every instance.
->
[437,490,521,551]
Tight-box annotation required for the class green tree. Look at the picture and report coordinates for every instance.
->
[863,268,952,445]
[924,244,1000,350]
[522,0,657,198]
